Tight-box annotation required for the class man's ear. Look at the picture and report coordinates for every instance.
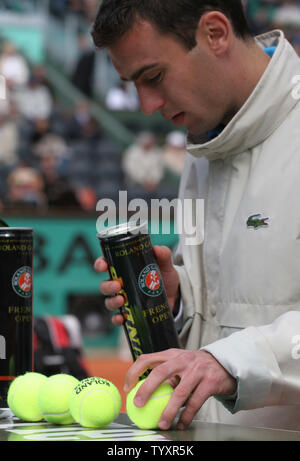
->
[195,11,231,56]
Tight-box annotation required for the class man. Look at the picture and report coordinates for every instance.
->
[92,0,300,432]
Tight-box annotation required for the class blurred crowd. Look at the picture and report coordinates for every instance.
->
[48,0,300,52]
[1,1,300,213]
[0,39,185,213]
[245,0,300,53]
[49,0,101,23]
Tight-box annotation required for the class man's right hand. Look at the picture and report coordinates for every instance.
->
[94,245,180,326]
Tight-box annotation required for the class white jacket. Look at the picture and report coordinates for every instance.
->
[174,30,300,430]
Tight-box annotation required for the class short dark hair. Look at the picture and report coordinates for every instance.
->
[91,0,252,50]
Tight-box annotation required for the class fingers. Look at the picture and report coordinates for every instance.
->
[95,257,124,325]
[100,280,121,297]
[166,375,181,389]
[153,246,173,271]
[159,372,211,431]
[95,258,123,309]
[94,257,108,273]
[105,294,124,310]
[132,360,178,407]
[124,349,179,393]
[156,359,206,430]
[125,350,196,431]
[175,384,209,430]
[111,313,125,327]
[123,349,228,431]
[100,281,124,312]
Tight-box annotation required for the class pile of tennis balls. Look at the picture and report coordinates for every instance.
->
[7,372,122,428]
[7,372,174,430]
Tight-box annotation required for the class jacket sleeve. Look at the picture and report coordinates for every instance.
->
[202,311,300,413]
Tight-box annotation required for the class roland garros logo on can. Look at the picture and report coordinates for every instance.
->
[12,266,32,298]
[138,263,163,297]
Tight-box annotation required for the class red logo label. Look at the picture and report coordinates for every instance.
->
[145,270,161,291]
[138,264,163,297]
[18,272,32,293]
[12,266,32,298]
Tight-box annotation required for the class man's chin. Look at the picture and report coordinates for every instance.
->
[187,131,207,145]
[186,123,211,144]
[186,119,222,144]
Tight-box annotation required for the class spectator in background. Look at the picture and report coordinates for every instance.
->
[0,41,29,90]
[244,0,279,34]
[33,132,82,209]
[49,0,69,19]
[81,0,100,22]
[74,186,97,211]
[68,0,87,18]
[13,72,54,121]
[29,117,52,145]
[72,33,96,97]
[162,131,187,176]
[64,99,102,142]
[38,150,96,211]
[105,81,139,111]
[68,0,99,22]
[31,65,55,98]
[291,34,300,56]
[272,0,300,28]
[49,0,99,23]
[5,165,46,208]
[38,149,80,209]
[122,132,164,192]
[34,132,70,167]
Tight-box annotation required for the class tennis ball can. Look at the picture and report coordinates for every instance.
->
[97,222,181,363]
[0,228,33,408]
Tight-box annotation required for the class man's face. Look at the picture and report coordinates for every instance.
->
[108,20,231,136]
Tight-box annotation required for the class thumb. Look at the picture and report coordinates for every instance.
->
[153,245,173,272]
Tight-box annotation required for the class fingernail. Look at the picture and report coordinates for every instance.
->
[134,396,144,407]
[159,420,169,430]
[96,260,103,270]
[177,423,185,431]
[113,281,121,290]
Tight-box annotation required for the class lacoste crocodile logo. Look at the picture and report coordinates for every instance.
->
[247,214,269,229]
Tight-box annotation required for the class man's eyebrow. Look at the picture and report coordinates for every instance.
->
[121,64,159,82]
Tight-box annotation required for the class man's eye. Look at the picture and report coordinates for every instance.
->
[147,73,162,84]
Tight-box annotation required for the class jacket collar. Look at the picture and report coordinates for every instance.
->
[186,30,300,161]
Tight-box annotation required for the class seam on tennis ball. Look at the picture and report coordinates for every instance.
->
[42,410,70,417]
[148,393,173,401]
[49,378,77,387]
[8,376,24,409]
[79,389,117,425]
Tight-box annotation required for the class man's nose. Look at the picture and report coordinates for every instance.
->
[137,86,165,115]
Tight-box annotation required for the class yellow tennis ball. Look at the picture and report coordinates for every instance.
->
[37,373,79,425]
[69,376,122,428]
[126,379,174,429]
[7,372,47,422]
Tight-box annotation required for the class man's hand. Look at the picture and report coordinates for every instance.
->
[124,349,237,431]
[94,245,180,326]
